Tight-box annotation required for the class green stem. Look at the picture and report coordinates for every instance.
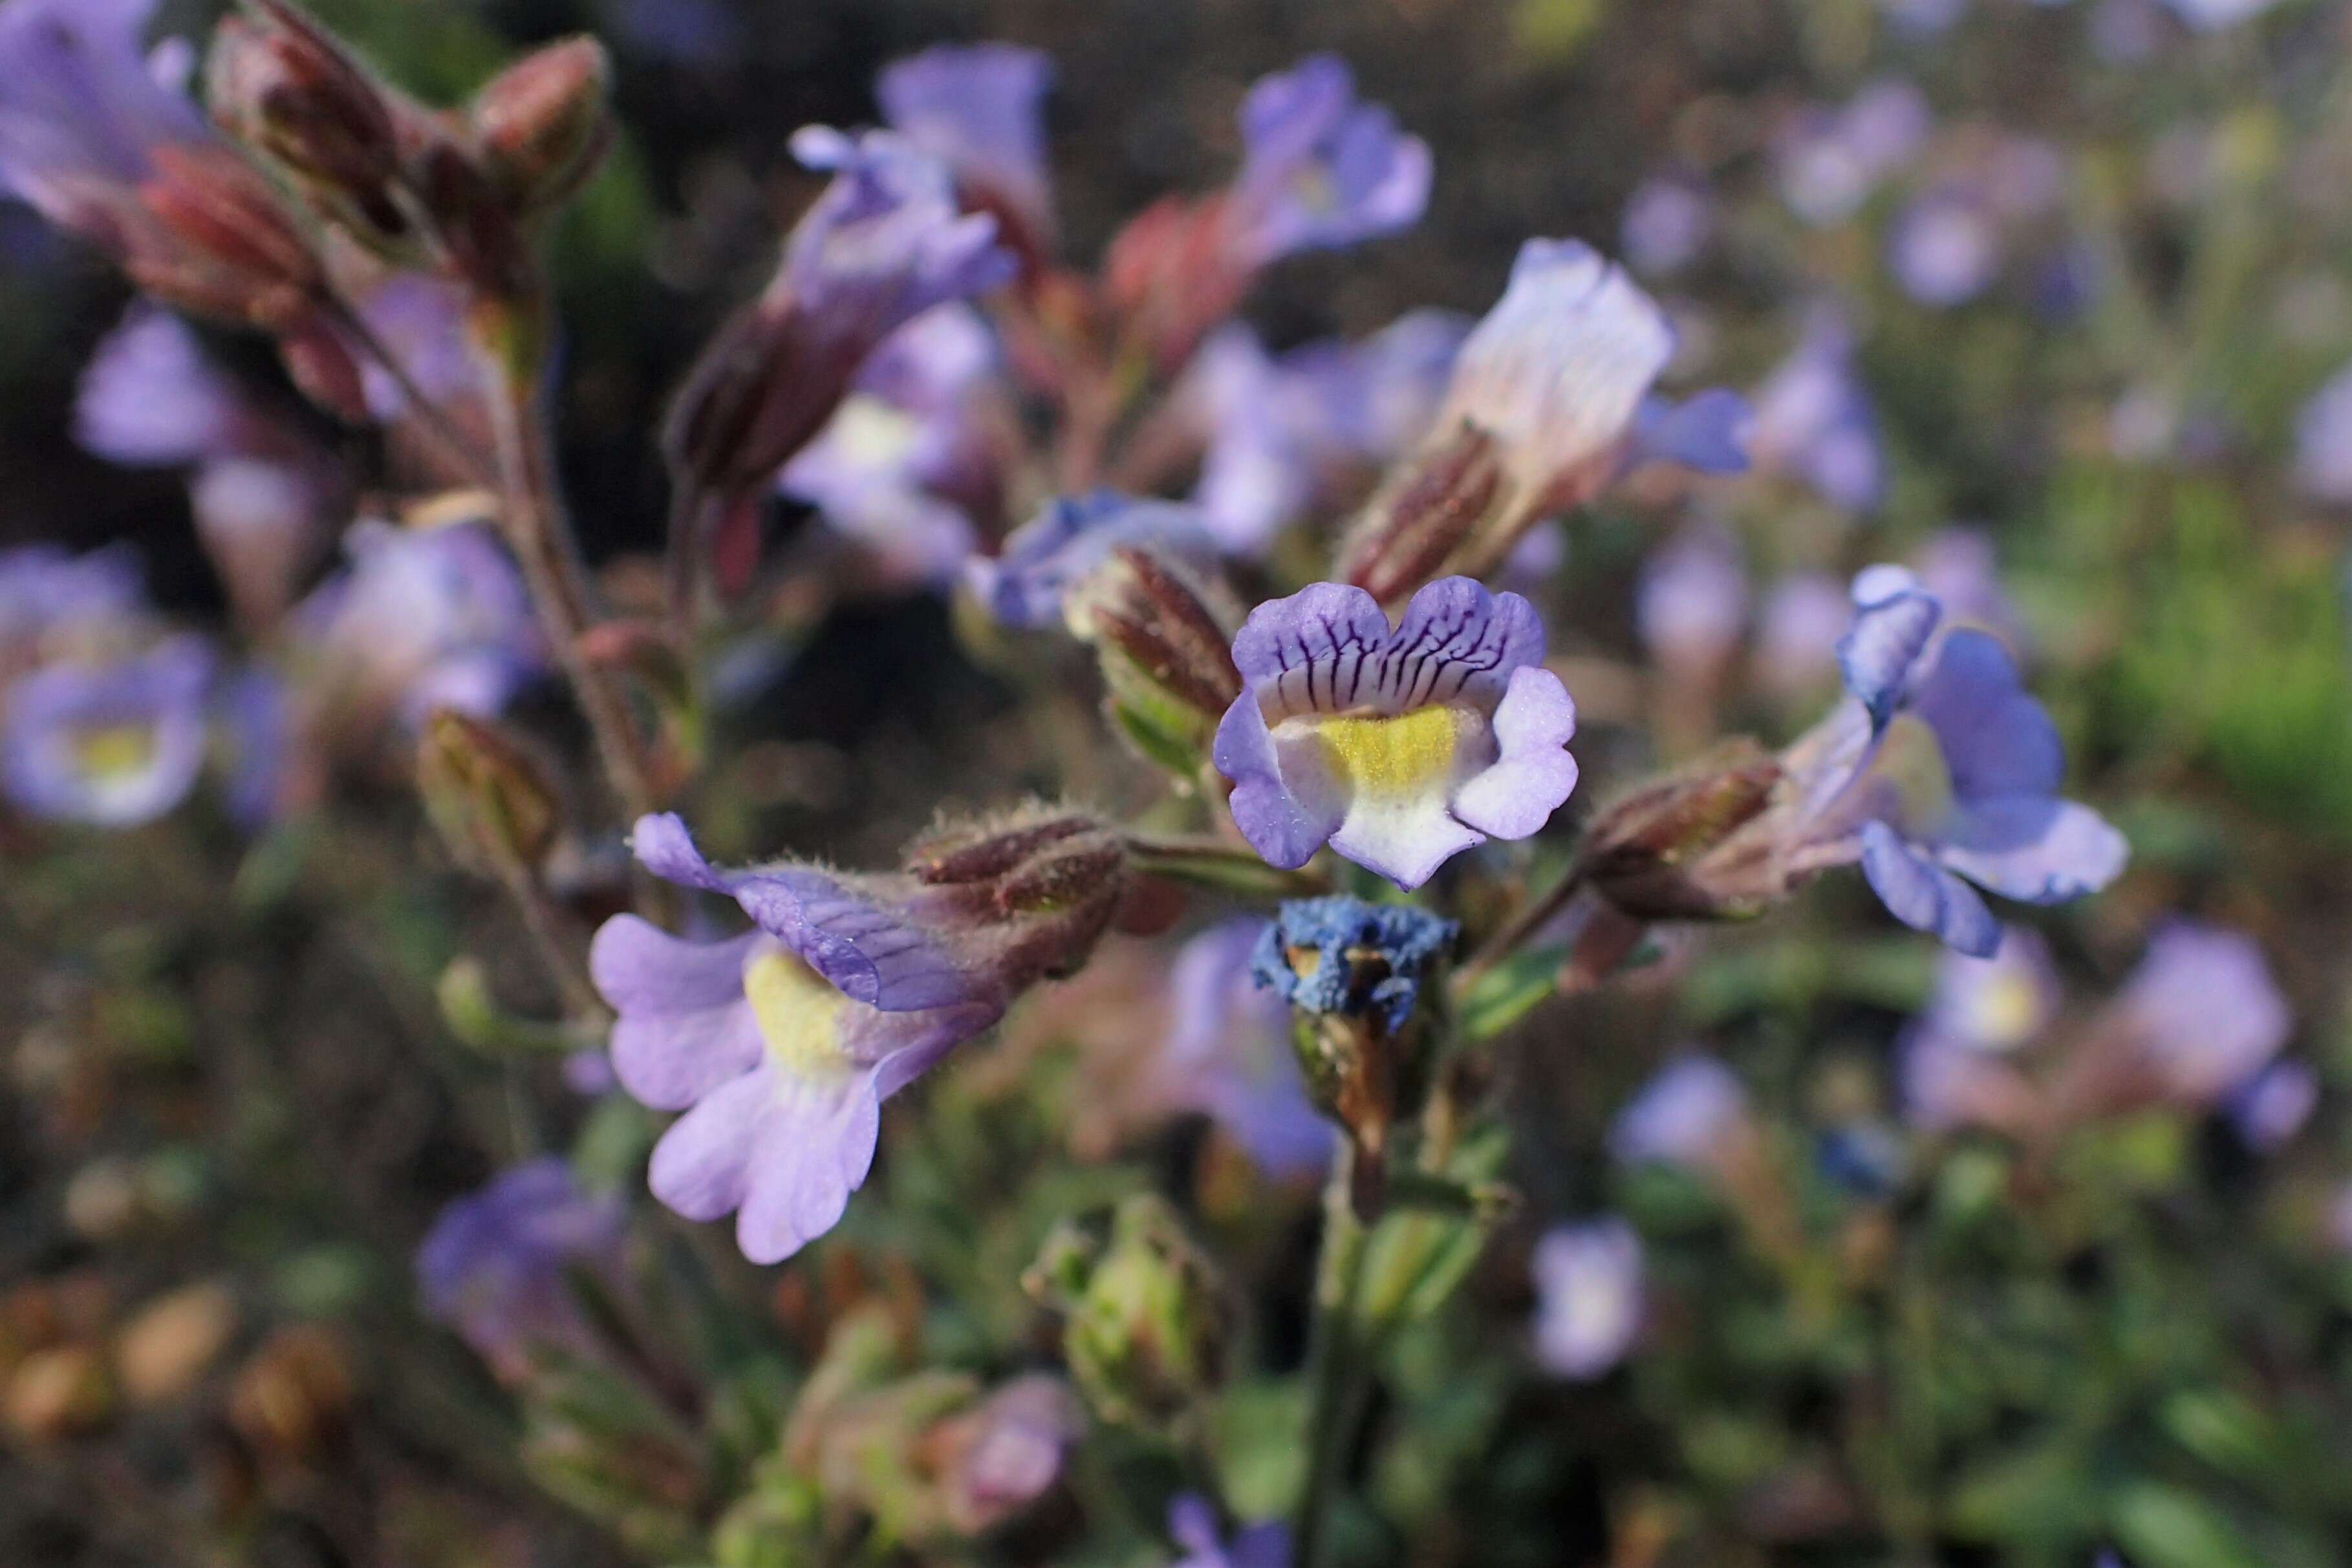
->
[1294,1141,1374,1568]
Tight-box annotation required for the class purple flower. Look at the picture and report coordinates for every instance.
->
[589,814,1006,1263]
[781,304,1000,588]
[2228,1061,2316,1154]
[1619,176,1711,276]
[292,521,543,727]
[1623,389,1754,478]
[938,1375,1083,1534]
[415,1158,625,1381]
[967,491,1216,629]
[0,0,206,233]
[215,664,292,828]
[1530,1218,1643,1379]
[1213,577,1577,889]
[1898,927,2058,1133]
[1252,896,1457,1035]
[0,543,144,660]
[1749,308,1884,513]
[1888,190,2001,307]
[1226,55,1430,267]
[2109,922,2289,1108]
[665,128,1015,512]
[1429,240,1676,516]
[1168,1494,1290,1568]
[1637,526,1748,681]
[1786,569,2128,955]
[1161,921,1334,1176]
[2293,364,2352,504]
[74,303,240,465]
[3,634,211,826]
[1775,80,1930,226]
[1182,312,1469,555]
[878,44,1055,255]
[1913,528,2023,651]
[1610,1053,1749,1170]
[354,273,488,422]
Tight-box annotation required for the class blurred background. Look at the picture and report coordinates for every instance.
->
[12,0,2352,1564]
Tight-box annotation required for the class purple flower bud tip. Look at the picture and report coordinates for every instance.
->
[1228,54,1430,267]
[1531,1218,1643,1379]
[1214,576,1577,888]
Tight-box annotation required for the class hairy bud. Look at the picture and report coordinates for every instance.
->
[207,3,407,245]
[417,709,562,874]
[1336,422,1507,604]
[133,145,323,327]
[1066,545,1240,773]
[906,804,1128,987]
[1024,1196,1231,1434]
[471,38,614,216]
[1579,739,1788,921]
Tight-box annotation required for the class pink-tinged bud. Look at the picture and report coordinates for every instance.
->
[417,707,563,873]
[1102,195,1253,374]
[905,804,1130,989]
[132,144,323,327]
[412,136,534,302]
[206,4,407,244]
[272,314,371,422]
[1335,421,1506,605]
[471,38,613,216]
[1579,739,1788,921]
[1066,545,1242,771]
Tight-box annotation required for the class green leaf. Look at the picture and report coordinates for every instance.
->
[1456,943,1565,1042]
[2109,1483,2267,1568]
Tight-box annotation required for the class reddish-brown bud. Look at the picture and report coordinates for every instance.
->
[1579,739,1788,921]
[208,4,407,243]
[905,805,1129,989]
[134,144,323,325]
[1102,194,1252,373]
[1065,544,1241,772]
[1336,420,1507,604]
[470,38,613,215]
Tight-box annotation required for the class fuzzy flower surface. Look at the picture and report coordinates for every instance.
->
[1530,1218,1644,1380]
[3,634,211,826]
[1249,896,1458,1036]
[1214,576,1577,888]
[590,814,1007,1263]
[415,1158,624,1380]
[1226,54,1430,266]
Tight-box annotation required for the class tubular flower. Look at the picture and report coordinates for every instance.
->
[415,1158,624,1382]
[593,808,1124,1263]
[592,819,1006,1264]
[1213,576,1577,888]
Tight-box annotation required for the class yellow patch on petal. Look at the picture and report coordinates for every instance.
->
[1963,972,2043,1054]
[74,723,156,782]
[1310,705,1472,806]
[829,397,923,468]
[743,949,854,1082]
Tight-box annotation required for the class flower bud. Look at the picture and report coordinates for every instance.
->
[206,3,407,245]
[471,38,614,217]
[905,804,1128,989]
[1335,422,1507,605]
[133,144,325,327]
[418,708,563,874]
[1065,545,1241,773]
[1024,1196,1230,1433]
[1579,739,1786,921]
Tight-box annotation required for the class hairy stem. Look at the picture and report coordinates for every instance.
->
[1294,1141,1375,1568]
[475,321,659,821]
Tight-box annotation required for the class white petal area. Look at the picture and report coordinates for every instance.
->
[1329,795,1484,891]
[1451,664,1578,841]
[733,1066,883,1265]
